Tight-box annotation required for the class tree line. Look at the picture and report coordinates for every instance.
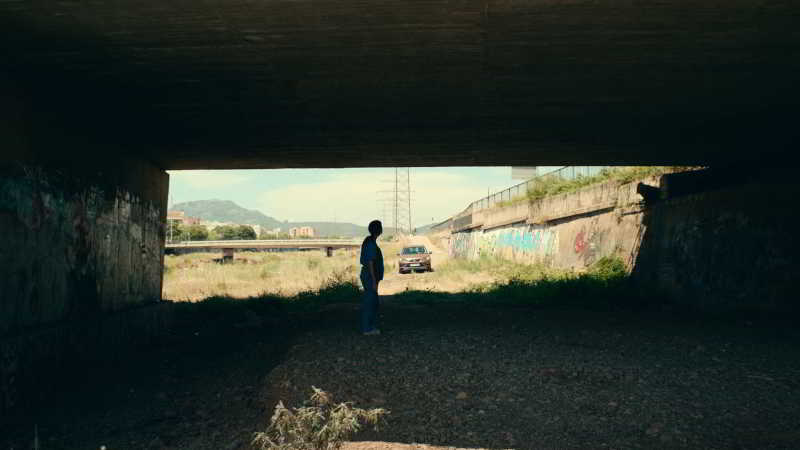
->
[166,223,255,241]
[166,222,340,241]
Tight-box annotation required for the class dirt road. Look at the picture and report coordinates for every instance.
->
[379,234,453,295]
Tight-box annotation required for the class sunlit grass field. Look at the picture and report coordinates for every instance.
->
[163,250,356,301]
[163,241,406,301]
[162,238,630,306]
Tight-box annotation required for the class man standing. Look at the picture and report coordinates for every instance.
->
[360,220,384,335]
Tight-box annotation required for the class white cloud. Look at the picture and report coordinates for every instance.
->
[257,169,489,228]
[168,170,252,190]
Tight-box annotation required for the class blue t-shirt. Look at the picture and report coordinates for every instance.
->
[360,236,384,281]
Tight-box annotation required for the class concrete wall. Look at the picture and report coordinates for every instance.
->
[1,79,171,412]
[0,160,170,412]
[449,170,799,311]
[450,176,658,270]
[633,177,799,311]
[0,161,168,333]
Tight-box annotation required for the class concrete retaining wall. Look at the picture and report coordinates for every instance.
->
[0,160,171,413]
[450,176,659,270]
[1,79,172,412]
[0,161,168,333]
[449,170,799,311]
[633,177,799,311]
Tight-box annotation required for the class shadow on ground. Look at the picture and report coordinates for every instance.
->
[3,277,800,449]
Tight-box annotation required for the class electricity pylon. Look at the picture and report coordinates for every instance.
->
[376,168,413,235]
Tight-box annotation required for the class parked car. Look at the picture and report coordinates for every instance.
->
[398,245,432,273]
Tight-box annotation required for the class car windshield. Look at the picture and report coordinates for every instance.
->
[402,246,427,255]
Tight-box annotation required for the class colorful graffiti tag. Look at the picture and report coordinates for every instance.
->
[450,224,559,262]
[573,220,607,265]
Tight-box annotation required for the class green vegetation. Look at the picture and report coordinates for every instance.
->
[392,255,650,310]
[169,253,643,318]
[526,166,666,202]
[210,224,257,240]
[173,199,283,229]
[252,387,389,450]
[166,222,210,241]
[260,230,291,240]
[166,221,183,241]
[490,166,702,209]
[184,224,209,240]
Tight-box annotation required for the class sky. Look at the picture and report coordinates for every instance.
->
[167,167,540,228]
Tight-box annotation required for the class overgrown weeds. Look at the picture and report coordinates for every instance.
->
[252,387,389,450]
[393,255,655,310]
[163,251,361,301]
[168,251,659,342]
[489,166,704,209]
[525,166,671,202]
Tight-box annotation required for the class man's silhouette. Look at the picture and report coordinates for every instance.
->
[359,220,384,335]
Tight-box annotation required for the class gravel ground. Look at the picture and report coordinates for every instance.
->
[263,303,800,450]
[3,301,800,449]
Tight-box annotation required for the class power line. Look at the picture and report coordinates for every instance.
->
[375,168,413,235]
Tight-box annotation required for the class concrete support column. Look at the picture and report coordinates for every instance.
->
[222,248,235,261]
[1,79,171,411]
[326,247,333,257]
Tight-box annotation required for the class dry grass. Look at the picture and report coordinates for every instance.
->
[162,251,361,301]
[253,387,389,450]
[163,241,408,302]
[162,238,605,303]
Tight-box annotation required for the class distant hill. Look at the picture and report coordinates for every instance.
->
[171,199,370,237]
[172,200,283,229]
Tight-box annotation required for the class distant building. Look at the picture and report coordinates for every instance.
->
[289,226,315,238]
[183,216,201,226]
[167,210,185,221]
[167,210,201,226]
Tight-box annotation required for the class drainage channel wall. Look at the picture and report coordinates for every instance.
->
[449,176,654,270]
[448,170,798,311]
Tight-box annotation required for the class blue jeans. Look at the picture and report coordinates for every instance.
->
[360,271,380,333]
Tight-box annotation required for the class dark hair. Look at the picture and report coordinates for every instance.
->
[368,220,382,236]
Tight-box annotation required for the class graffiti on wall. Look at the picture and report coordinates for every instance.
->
[573,219,607,265]
[450,224,559,262]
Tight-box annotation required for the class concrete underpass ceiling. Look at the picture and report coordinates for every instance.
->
[2,1,798,169]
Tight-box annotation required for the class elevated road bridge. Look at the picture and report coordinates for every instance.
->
[165,239,362,259]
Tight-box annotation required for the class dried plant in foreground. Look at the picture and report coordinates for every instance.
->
[253,387,390,450]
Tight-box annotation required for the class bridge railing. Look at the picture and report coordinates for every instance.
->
[466,166,611,214]
[166,239,360,246]
[447,166,613,230]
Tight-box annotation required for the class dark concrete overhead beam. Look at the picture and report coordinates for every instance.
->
[2,0,798,169]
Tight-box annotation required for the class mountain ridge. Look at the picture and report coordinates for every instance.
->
[171,199,370,237]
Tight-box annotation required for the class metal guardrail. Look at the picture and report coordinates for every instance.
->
[461,166,611,215]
